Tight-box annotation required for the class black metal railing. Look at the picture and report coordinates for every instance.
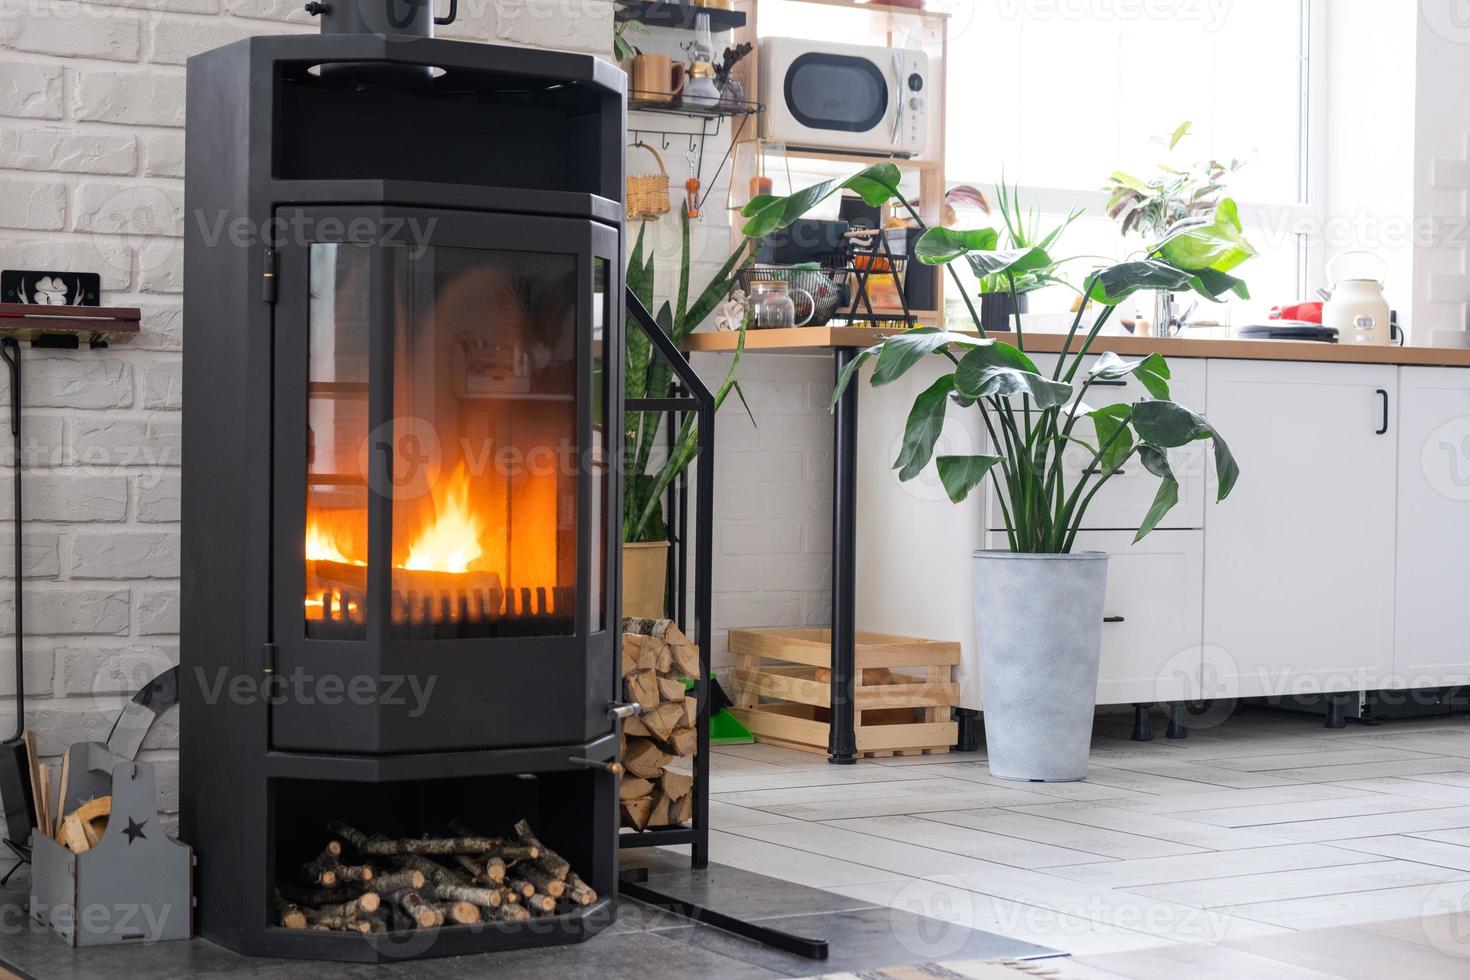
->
[618,288,713,869]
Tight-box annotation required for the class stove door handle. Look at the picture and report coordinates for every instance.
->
[607,700,643,721]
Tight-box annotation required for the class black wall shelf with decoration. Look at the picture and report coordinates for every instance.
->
[627,97,761,213]
[616,1,746,32]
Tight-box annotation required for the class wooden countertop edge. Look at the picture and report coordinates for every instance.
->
[683,327,1470,368]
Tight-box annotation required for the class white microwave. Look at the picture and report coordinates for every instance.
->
[761,37,929,157]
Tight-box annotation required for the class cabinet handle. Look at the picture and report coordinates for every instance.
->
[1092,379,1127,388]
[1084,467,1126,476]
[1376,389,1389,435]
[1103,615,1125,624]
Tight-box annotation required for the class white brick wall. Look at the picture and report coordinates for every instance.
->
[625,20,837,678]
[0,0,833,841]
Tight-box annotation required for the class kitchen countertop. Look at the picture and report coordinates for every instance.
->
[683,327,1470,368]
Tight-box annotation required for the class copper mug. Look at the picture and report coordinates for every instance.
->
[632,54,687,103]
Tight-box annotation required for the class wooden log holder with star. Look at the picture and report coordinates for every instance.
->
[29,741,193,946]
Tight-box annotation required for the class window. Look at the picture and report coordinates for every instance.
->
[942,0,1321,326]
[753,0,1322,327]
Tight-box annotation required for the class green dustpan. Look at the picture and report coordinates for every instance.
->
[688,675,754,745]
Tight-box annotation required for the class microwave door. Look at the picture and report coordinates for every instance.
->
[783,52,890,146]
[890,51,903,145]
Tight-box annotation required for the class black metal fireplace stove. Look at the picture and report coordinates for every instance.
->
[180,2,629,960]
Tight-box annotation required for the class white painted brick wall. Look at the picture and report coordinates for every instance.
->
[0,0,833,841]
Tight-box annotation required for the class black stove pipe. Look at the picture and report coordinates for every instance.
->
[304,0,457,87]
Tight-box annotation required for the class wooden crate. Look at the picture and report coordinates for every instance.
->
[727,628,959,759]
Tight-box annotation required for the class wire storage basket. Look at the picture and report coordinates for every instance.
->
[626,142,671,221]
[737,264,847,327]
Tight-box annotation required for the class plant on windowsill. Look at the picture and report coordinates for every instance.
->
[943,177,1083,332]
[1103,121,1245,335]
[623,205,752,619]
[741,163,1251,782]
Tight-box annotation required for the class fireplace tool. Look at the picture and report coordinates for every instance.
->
[0,337,35,886]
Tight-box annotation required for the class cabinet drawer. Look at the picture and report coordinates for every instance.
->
[987,356,1208,532]
[1076,529,1204,705]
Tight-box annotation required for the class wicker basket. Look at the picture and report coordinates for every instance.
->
[626,142,671,221]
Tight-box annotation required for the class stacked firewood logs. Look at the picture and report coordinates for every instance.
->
[620,617,699,831]
[275,819,597,934]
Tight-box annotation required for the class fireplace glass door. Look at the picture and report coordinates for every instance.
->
[306,246,580,640]
[274,207,618,753]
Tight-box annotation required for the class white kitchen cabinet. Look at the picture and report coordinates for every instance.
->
[987,356,1209,532]
[1203,360,1398,698]
[1073,529,1205,705]
[856,358,989,709]
[1394,367,1470,686]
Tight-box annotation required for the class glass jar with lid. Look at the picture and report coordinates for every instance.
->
[746,279,815,329]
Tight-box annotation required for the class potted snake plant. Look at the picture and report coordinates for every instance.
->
[624,207,751,619]
[742,165,1249,781]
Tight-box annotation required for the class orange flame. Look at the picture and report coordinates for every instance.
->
[401,463,484,573]
[304,463,487,574]
[305,520,361,566]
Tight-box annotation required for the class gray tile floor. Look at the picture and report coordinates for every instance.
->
[0,844,1049,979]
[700,706,1470,974]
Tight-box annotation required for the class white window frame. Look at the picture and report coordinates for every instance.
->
[944,0,1329,306]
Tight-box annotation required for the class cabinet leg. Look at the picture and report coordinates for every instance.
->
[954,708,981,752]
[1325,694,1348,730]
[1166,702,1188,739]
[1130,703,1154,742]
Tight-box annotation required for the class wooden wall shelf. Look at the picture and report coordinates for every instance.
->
[0,303,140,345]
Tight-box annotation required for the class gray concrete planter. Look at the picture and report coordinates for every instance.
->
[973,550,1109,782]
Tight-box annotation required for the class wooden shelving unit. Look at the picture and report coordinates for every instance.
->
[730,0,950,325]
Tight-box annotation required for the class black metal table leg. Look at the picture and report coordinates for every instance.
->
[829,348,858,765]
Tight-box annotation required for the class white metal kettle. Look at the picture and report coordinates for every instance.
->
[1323,251,1392,346]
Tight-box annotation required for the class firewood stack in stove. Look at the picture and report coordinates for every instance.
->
[276,819,597,933]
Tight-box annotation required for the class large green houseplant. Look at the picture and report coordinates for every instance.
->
[742,164,1250,780]
[623,207,750,618]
